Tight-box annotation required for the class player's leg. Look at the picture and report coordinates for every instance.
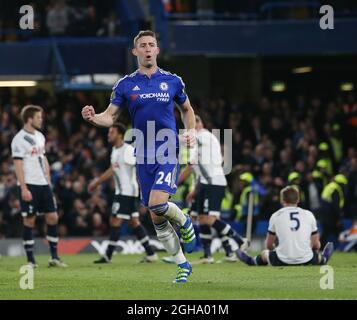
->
[23,215,37,267]
[45,212,67,267]
[149,191,185,262]
[94,195,130,264]
[195,184,214,262]
[203,185,246,261]
[148,162,196,253]
[19,184,37,266]
[137,163,193,282]
[149,190,196,253]
[210,214,249,262]
[95,216,123,263]
[128,217,158,262]
[45,213,59,260]
[161,204,200,264]
[96,194,133,263]
[150,209,192,282]
[40,185,67,267]
[236,248,269,266]
[198,214,214,263]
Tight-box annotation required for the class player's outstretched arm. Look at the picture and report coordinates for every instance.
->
[82,103,121,128]
[88,167,114,193]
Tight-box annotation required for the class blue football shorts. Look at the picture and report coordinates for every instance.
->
[136,161,180,207]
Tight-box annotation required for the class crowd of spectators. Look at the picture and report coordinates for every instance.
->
[163,0,357,19]
[2,0,357,42]
[0,0,121,41]
[0,86,356,240]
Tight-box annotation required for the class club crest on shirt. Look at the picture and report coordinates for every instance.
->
[159,82,169,91]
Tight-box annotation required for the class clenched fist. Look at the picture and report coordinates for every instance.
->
[82,105,95,122]
[181,129,196,148]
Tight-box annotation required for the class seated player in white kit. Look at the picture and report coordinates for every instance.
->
[237,186,334,266]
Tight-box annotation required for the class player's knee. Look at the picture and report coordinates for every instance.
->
[45,212,58,225]
[149,203,169,216]
[198,214,208,224]
[207,215,217,226]
[129,218,140,228]
[110,216,122,227]
[23,216,36,228]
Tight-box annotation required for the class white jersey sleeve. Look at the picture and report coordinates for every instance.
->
[11,136,26,159]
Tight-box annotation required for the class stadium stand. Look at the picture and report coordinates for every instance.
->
[0,0,356,250]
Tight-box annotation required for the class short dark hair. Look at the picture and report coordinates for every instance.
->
[111,122,126,136]
[21,105,43,124]
[133,30,157,47]
[280,186,300,205]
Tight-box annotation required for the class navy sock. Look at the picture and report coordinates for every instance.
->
[221,237,233,256]
[212,219,244,247]
[46,224,59,259]
[106,226,121,259]
[23,226,35,263]
[199,224,212,258]
[211,220,234,254]
[133,225,154,256]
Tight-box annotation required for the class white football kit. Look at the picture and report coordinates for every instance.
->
[111,143,139,197]
[11,129,48,185]
[268,206,318,264]
[189,129,227,186]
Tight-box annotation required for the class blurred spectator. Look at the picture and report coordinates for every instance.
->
[96,13,121,37]
[67,198,91,236]
[46,0,71,36]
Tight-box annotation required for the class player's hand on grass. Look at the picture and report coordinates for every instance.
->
[82,105,95,122]
[181,129,196,148]
[21,187,33,202]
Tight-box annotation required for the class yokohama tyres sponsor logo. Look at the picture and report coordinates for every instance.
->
[139,92,169,99]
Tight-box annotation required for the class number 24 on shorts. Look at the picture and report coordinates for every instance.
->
[156,171,172,186]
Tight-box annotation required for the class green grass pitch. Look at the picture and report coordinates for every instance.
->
[0,252,356,299]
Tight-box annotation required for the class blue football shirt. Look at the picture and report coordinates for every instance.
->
[110,68,187,163]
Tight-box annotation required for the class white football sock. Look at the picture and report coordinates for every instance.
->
[163,202,187,227]
[154,220,186,264]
